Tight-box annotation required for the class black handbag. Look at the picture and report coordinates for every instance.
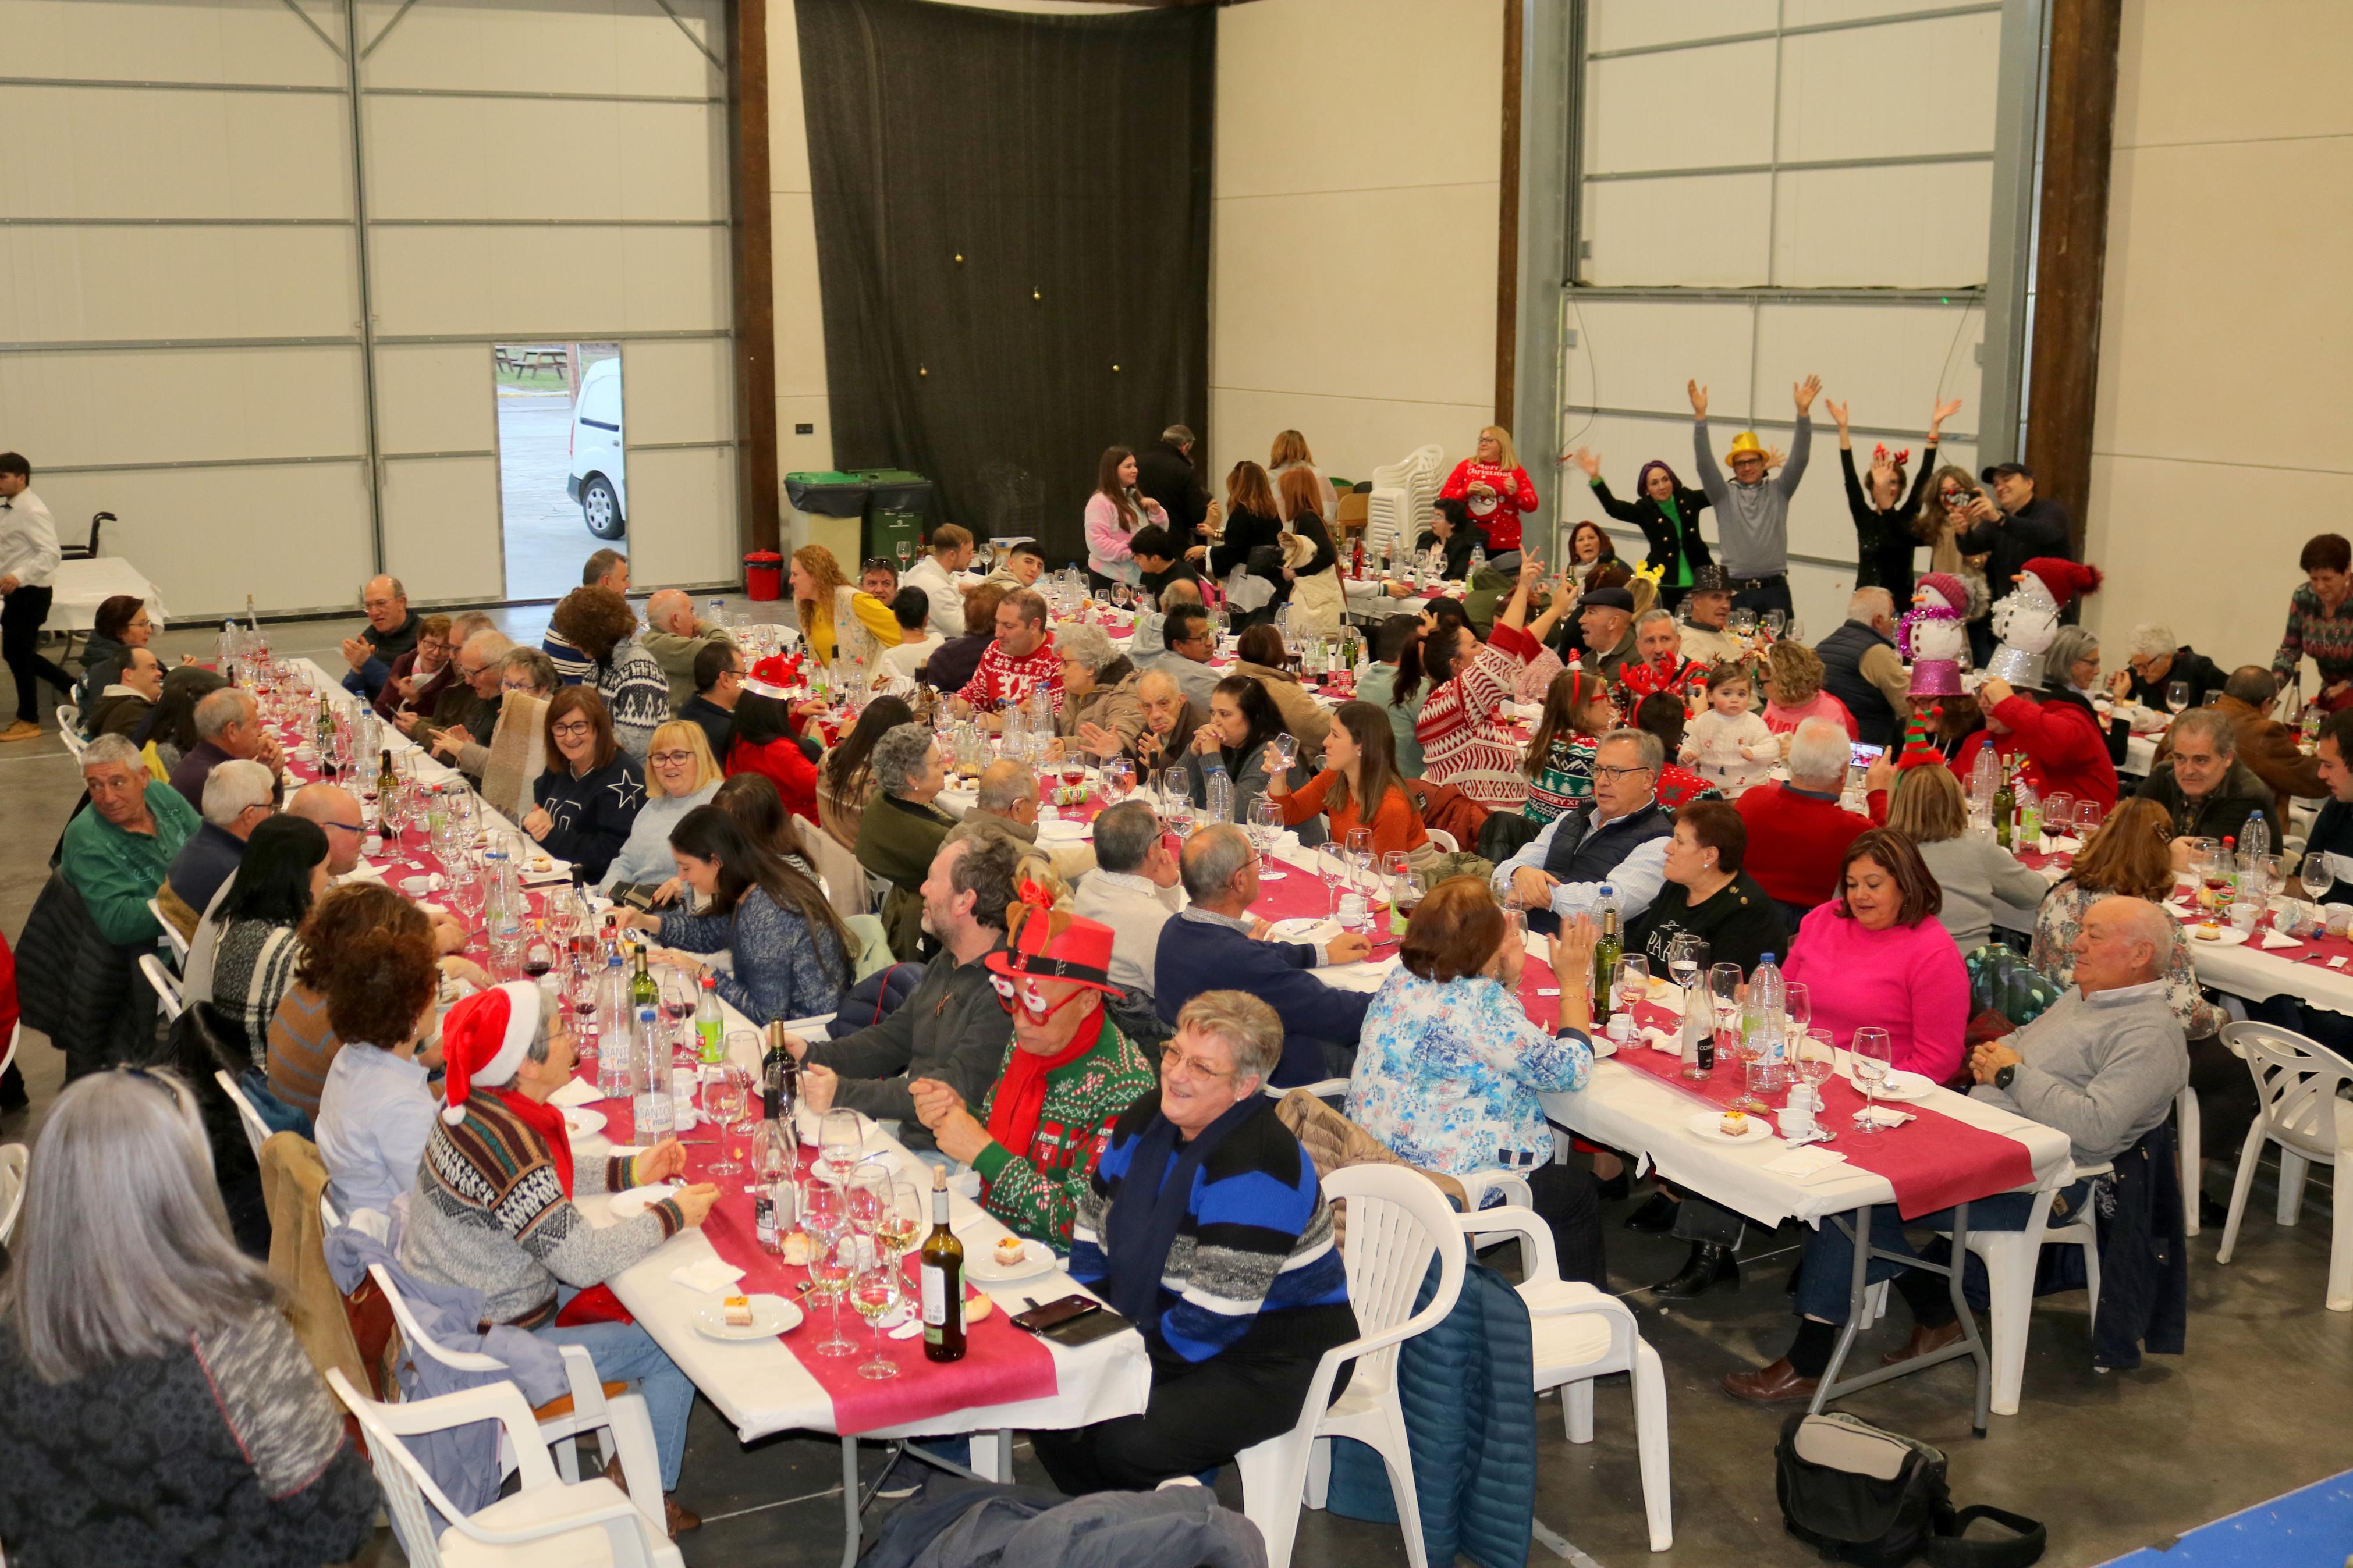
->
[1776,1413,2045,1567]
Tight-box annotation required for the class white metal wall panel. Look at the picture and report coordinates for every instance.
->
[0,345,365,468]
[360,0,721,98]
[1772,163,1994,288]
[361,96,727,223]
[5,0,347,87]
[381,456,505,603]
[365,226,730,340]
[1581,175,1773,288]
[622,445,737,589]
[1776,13,2002,164]
[0,87,353,221]
[372,344,497,457]
[1583,41,1777,176]
[1586,0,1777,55]
[620,337,734,448]
[0,227,359,343]
[1563,300,1758,421]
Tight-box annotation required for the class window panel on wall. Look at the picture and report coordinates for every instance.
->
[1772,162,1994,287]
[381,456,504,604]
[1583,41,1777,176]
[1566,300,1758,421]
[1585,0,1778,55]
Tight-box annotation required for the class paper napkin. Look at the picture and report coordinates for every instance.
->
[1763,1146,1847,1181]
[2261,929,2302,950]
[549,1078,602,1108]
[1852,1105,1915,1130]
[670,1258,744,1294]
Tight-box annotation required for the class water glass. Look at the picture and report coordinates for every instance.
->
[1612,955,1651,1018]
[1851,1027,1894,1132]
[820,1109,863,1179]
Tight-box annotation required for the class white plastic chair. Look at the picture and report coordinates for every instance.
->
[368,1263,659,1501]
[2217,1021,2353,1310]
[140,952,185,1022]
[0,1144,29,1247]
[1236,1163,1467,1568]
[149,898,190,967]
[793,815,874,923]
[1,1019,17,1085]
[1424,828,1459,855]
[1465,1204,1671,1549]
[2177,1083,2203,1237]
[213,1070,273,1161]
[54,701,79,736]
[326,1368,683,1568]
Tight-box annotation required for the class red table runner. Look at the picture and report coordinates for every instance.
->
[1605,1007,2037,1219]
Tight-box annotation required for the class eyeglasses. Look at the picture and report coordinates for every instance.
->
[549,721,593,739]
[648,750,695,767]
[1159,1045,1237,1081]
[318,819,364,834]
[1592,763,1655,784]
[862,557,895,573]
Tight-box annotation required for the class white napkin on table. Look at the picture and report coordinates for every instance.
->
[1318,954,1402,993]
[1640,1026,1679,1053]
[670,1258,744,1294]
[1852,1105,1915,1130]
[549,1078,602,1108]
[2261,929,2303,950]
[1763,1146,1847,1181]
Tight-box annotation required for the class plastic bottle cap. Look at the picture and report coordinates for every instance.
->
[1760,952,1776,965]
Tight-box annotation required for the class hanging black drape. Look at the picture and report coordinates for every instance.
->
[794,0,1213,566]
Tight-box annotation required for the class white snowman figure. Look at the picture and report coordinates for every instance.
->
[1900,571,1971,696]
[1985,556,2102,688]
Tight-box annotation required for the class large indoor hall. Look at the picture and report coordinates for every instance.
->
[0,2,2344,1566]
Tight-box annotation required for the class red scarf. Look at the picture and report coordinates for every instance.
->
[986,1005,1105,1165]
[491,1086,574,1195]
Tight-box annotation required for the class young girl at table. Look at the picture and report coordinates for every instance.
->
[1265,700,1429,858]
[524,687,644,886]
[815,695,914,852]
[622,805,854,1025]
[1521,666,1616,826]
[1682,663,1777,794]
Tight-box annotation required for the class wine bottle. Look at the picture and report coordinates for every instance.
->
[1590,884,1623,1027]
[920,1166,967,1362]
[630,945,659,1014]
[377,748,398,806]
[763,1019,801,1122]
[1993,758,2017,852]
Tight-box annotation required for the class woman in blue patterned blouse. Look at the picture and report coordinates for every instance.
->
[1347,875,1606,1282]
[617,805,854,1025]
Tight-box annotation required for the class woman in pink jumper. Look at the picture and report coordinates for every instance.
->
[1783,828,1968,1085]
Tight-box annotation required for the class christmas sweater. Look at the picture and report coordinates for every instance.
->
[970,1014,1158,1253]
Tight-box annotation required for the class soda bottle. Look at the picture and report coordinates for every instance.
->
[694,974,726,1065]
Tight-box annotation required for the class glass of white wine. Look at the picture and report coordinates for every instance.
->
[851,1254,904,1381]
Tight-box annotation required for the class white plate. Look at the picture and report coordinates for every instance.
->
[1588,1036,1618,1059]
[1269,918,1338,945]
[608,1183,678,1219]
[967,1237,1057,1283]
[1872,1070,1936,1103]
[1037,818,1090,843]
[1685,1111,1774,1144]
[690,1294,803,1341]
[563,1106,608,1139]
[2186,926,2251,947]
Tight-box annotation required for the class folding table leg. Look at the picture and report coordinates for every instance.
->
[839,1437,863,1568]
[1807,1206,1876,1416]
[1947,1201,1990,1437]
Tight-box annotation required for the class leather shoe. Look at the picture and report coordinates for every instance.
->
[1595,1169,1631,1201]
[665,1498,702,1535]
[1881,1318,1969,1366]
[1623,1191,1680,1233]
[1723,1359,1819,1404]
[1651,1242,1739,1299]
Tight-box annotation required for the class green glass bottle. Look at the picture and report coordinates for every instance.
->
[1993,757,2017,852]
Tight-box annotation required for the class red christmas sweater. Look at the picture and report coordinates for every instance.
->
[958,636,1064,714]
[1439,460,1538,553]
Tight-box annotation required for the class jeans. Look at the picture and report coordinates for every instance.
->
[1728,575,1794,618]
[535,1316,694,1491]
[1,585,71,723]
[1795,1182,2090,1325]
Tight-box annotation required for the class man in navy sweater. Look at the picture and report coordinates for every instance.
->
[1154,824,1372,1086]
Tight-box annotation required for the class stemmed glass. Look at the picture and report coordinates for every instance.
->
[2074,799,2102,841]
[1784,983,1811,1047]
[1760,609,1788,639]
[1612,955,1651,1020]
[1708,963,1748,1102]
[1102,758,1133,802]
[844,1165,890,1242]
[2166,679,2192,714]
[703,1066,746,1177]
[851,1251,905,1381]
[1248,795,1287,881]
[661,972,695,1065]
[819,1110,864,1181]
[896,539,914,573]
[805,1216,860,1359]
[1667,936,1707,998]
[1796,1029,1835,1109]
[881,1181,924,1263]
[1264,732,1298,787]
[1341,828,1375,932]
[1851,1027,1894,1132]
[2302,851,2336,904]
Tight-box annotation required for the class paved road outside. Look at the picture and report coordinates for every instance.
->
[499,391,594,600]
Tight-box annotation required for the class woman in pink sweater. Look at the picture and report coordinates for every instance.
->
[1783,828,1969,1084]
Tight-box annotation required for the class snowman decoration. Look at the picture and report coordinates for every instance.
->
[1900,571,1971,696]
[1984,557,2102,688]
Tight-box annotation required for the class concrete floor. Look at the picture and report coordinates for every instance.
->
[6,606,2353,1566]
[498,392,601,603]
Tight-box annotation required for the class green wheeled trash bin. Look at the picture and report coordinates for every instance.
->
[783,471,870,570]
[850,468,934,568]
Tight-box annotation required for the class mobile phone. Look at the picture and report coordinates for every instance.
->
[1010,1295,1101,1335]
[611,884,659,913]
[1849,742,1886,767]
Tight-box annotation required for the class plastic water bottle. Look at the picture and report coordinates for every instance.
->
[707,597,726,630]
[2241,810,2272,873]
[218,620,240,684]
[596,954,632,1100]
[694,975,726,1065]
[1468,542,1487,580]
[631,1004,675,1140]
[1747,951,1788,1092]
[1969,745,2001,812]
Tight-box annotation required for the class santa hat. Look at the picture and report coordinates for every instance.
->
[742,650,803,702]
[439,980,544,1125]
[1915,573,1968,614]
[2020,558,2102,610]
[1896,706,1947,772]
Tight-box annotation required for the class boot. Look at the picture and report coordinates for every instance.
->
[1650,1241,1739,1299]
[1623,1191,1679,1233]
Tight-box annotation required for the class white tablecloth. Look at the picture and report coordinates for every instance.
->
[290,660,1152,1448]
[48,556,165,632]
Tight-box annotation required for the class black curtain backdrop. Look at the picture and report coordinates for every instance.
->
[795,0,1213,564]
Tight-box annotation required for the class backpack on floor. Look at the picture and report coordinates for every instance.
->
[1775,1412,2044,1567]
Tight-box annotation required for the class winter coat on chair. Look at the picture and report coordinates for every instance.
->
[13,869,158,1080]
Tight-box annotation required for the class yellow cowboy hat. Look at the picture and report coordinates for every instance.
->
[1724,431,1769,465]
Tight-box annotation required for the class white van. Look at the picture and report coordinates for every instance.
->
[566,357,627,539]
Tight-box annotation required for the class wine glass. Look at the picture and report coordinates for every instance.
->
[1851,1027,1893,1132]
[703,1067,745,1176]
[1264,732,1298,785]
[896,539,914,572]
[1729,609,1759,639]
[2075,799,2102,840]
[2165,679,2192,714]
[1667,935,1708,998]
[844,1164,890,1240]
[661,972,695,1063]
[1612,955,1651,1019]
[881,1181,924,1263]
[1761,609,1788,639]
[851,1252,905,1381]
[1784,982,1811,1044]
[1249,794,1287,881]
[820,1109,863,1181]
[1708,962,1745,1091]
[1102,757,1133,801]
[807,1223,861,1360]
[1797,1029,1835,1092]
[2302,851,2336,904]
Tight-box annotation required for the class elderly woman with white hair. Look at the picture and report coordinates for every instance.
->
[1971,623,2123,809]
[0,1069,381,1562]
[2107,621,2225,713]
[1035,989,1358,1494]
[853,721,957,960]
[1055,620,1146,762]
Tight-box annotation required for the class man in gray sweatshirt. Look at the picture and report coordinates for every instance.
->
[1690,373,1822,620]
[1724,894,2187,1403]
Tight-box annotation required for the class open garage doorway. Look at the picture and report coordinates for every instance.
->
[496,342,623,601]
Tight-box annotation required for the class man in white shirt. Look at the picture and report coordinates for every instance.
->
[0,451,71,741]
[1071,799,1186,1000]
[880,588,945,682]
[902,524,974,638]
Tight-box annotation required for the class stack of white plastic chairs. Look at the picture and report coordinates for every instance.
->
[1362,443,1447,565]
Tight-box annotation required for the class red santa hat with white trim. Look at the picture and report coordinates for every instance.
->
[439,980,544,1125]
[2020,557,2103,610]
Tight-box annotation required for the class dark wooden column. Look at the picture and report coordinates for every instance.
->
[728,0,781,559]
[1494,0,1522,429]
[2022,0,2123,557]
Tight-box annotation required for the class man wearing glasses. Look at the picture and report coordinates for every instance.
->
[859,556,900,605]
[406,630,513,751]
[336,575,423,703]
[1493,728,1675,933]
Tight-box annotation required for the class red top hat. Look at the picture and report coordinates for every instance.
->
[984,879,1120,996]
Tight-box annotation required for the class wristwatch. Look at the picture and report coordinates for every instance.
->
[1994,1065,2017,1091]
